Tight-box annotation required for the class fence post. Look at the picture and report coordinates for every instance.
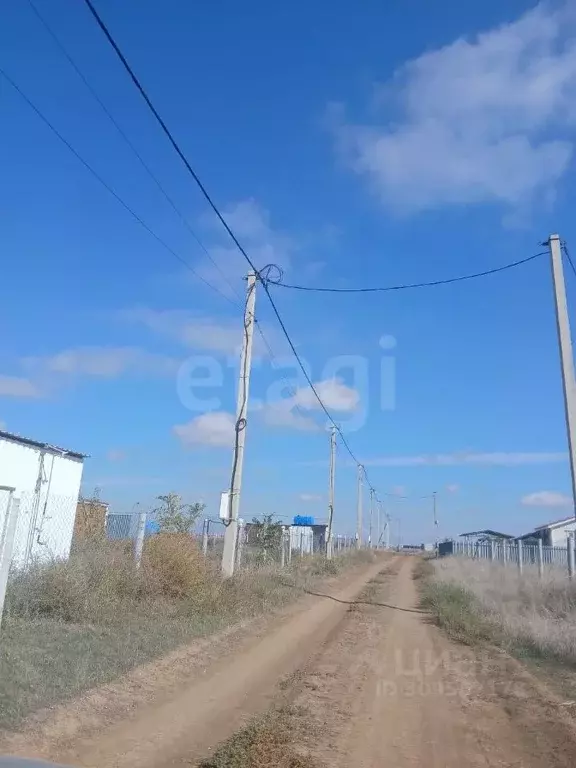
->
[503,541,508,565]
[489,540,494,562]
[0,494,19,630]
[236,520,245,570]
[280,527,286,568]
[517,539,523,575]
[568,534,575,580]
[202,518,209,557]
[537,539,544,579]
[134,509,147,569]
[287,527,293,565]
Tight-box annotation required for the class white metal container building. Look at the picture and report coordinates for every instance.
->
[0,430,86,567]
[532,515,576,547]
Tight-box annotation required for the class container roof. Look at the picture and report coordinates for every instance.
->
[0,430,86,460]
[459,529,515,539]
[534,515,576,531]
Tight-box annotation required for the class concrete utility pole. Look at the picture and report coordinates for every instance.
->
[376,501,382,549]
[384,511,391,549]
[549,234,576,513]
[368,488,374,548]
[356,464,363,548]
[326,425,337,559]
[432,491,438,549]
[221,272,257,577]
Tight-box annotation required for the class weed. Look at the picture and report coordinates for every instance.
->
[422,557,576,665]
[0,543,373,730]
[198,709,322,768]
[420,579,494,645]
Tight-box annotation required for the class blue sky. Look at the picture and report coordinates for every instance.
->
[2,0,576,542]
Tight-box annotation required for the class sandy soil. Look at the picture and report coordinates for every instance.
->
[5,556,576,767]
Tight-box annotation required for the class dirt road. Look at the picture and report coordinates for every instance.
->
[281,556,576,767]
[6,556,576,767]
[5,557,387,767]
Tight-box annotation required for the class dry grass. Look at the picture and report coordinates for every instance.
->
[0,538,372,730]
[197,708,322,768]
[423,557,576,664]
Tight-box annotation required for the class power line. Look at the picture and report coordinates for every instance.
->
[272,252,546,293]
[562,241,576,281]
[81,0,384,497]
[0,66,238,307]
[261,282,382,495]
[254,322,325,431]
[81,0,260,276]
[25,0,242,306]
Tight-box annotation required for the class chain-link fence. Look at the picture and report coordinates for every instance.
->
[1,500,361,629]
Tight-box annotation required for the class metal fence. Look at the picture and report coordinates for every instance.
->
[197,518,358,569]
[0,499,364,630]
[448,538,576,578]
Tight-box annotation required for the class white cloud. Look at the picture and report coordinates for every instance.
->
[300,493,322,502]
[24,347,177,379]
[125,307,279,358]
[258,401,320,432]
[195,199,295,295]
[106,449,126,462]
[173,411,235,448]
[0,374,40,398]
[255,378,359,433]
[337,3,576,213]
[362,451,566,467]
[125,309,244,355]
[293,378,359,412]
[521,490,573,507]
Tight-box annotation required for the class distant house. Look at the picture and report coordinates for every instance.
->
[0,429,86,566]
[523,516,576,547]
[459,529,515,542]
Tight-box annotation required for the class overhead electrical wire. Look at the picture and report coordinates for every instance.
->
[80,0,544,504]
[254,322,325,430]
[80,0,383,496]
[260,282,382,495]
[81,0,260,277]
[562,241,576,281]
[271,252,546,294]
[25,0,243,307]
[0,67,239,308]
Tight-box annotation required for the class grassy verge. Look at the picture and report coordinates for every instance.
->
[0,537,374,730]
[418,556,576,698]
[420,577,496,645]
